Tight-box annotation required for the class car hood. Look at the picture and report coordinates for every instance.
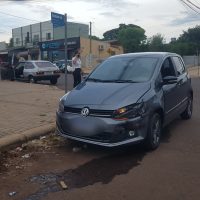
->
[64,81,151,110]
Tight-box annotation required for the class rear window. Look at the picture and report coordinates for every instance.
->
[35,62,56,68]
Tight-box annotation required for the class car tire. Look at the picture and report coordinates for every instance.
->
[50,78,57,85]
[181,96,193,120]
[29,76,36,83]
[144,113,162,150]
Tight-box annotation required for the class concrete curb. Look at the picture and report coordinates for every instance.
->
[0,123,55,151]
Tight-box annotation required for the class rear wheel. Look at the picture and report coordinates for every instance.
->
[181,96,193,120]
[144,113,162,150]
[50,78,57,85]
[29,76,36,83]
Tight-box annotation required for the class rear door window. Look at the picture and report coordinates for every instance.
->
[35,62,56,68]
[172,56,185,76]
[25,62,35,69]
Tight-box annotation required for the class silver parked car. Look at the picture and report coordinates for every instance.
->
[14,60,60,84]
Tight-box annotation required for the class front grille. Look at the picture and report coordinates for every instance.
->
[64,106,114,118]
[64,107,81,113]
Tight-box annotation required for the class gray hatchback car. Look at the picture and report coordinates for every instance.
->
[56,52,193,150]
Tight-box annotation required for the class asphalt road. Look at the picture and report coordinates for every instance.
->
[0,78,200,200]
[38,73,74,91]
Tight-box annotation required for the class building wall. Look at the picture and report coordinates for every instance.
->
[80,38,123,67]
[54,22,89,40]
[12,21,89,47]
[13,21,53,47]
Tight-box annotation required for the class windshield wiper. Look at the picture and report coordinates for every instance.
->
[107,80,139,83]
[87,78,139,83]
[87,78,105,82]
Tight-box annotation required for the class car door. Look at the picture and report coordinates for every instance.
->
[171,56,189,112]
[161,57,179,123]
[15,63,25,79]
[24,62,35,80]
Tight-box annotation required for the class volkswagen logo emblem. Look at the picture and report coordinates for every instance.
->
[81,107,90,117]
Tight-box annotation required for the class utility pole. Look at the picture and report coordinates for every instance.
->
[21,27,23,47]
[64,14,68,93]
[89,21,92,66]
[40,22,42,42]
[198,49,200,77]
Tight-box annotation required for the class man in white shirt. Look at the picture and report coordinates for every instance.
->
[72,51,82,87]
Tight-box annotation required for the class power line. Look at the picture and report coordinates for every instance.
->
[179,0,200,14]
[0,10,39,22]
[186,0,200,10]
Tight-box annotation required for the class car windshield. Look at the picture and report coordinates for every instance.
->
[35,62,56,68]
[88,57,158,83]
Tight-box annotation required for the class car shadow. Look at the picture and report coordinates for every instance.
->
[26,118,181,200]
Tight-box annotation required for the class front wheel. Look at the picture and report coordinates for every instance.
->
[50,78,57,85]
[144,113,162,150]
[181,96,193,120]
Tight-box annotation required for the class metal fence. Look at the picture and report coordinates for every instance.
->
[183,56,200,78]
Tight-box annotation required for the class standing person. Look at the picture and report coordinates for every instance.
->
[72,51,82,87]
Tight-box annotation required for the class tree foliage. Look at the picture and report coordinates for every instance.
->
[148,34,165,51]
[8,38,13,48]
[118,27,146,53]
[102,24,200,55]
[103,24,142,41]
[178,26,200,44]
[90,35,102,41]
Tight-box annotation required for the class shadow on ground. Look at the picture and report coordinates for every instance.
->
[25,123,174,200]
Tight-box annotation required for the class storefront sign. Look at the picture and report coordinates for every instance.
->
[51,12,65,28]
[39,38,80,51]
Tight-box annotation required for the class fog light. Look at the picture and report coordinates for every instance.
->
[129,130,136,137]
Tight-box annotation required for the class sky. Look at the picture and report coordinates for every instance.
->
[0,0,200,43]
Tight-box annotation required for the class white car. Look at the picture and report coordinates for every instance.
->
[14,60,60,84]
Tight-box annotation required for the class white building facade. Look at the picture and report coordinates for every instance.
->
[12,21,89,47]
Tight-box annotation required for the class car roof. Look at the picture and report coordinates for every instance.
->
[109,52,180,59]
[19,60,51,63]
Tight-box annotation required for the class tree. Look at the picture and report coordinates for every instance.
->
[118,26,146,53]
[148,34,165,51]
[164,26,200,55]
[179,25,200,44]
[103,23,142,41]
[8,38,13,48]
[89,35,102,41]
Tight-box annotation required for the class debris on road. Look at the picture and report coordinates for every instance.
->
[8,191,17,197]
[72,147,82,153]
[22,154,30,159]
[40,136,46,140]
[60,181,68,190]
[15,147,23,152]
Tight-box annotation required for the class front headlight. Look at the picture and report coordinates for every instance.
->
[58,91,70,113]
[58,100,64,112]
[113,102,146,120]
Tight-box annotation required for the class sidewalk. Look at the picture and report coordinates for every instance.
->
[0,81,64,149]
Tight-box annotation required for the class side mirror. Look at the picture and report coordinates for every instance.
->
[83,75,88,80]
[162,76,177,85]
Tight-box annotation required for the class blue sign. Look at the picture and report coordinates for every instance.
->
[51,12,65,28]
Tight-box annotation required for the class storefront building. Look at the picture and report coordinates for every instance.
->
[39,37,80,62]
[39,37,124,67]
